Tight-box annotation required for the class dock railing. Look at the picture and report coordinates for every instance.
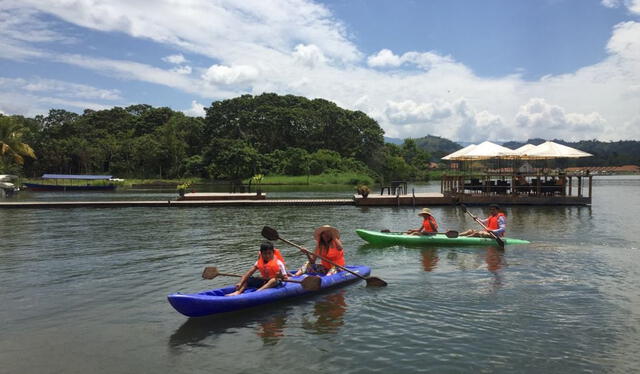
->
[441,172,592,200]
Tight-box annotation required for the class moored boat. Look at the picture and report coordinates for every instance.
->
[168,265,370,317]
[356,229,530,246]
[23,174,119,191]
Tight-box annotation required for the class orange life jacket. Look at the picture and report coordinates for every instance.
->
[274,248,285,264]
[256,249,285,279]
[319,240,345,269]
[421,216,438,233]
[486,213,506,236]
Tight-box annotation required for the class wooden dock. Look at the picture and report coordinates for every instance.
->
[0,191,591,209]
[178,192,266,201]
[0,199,354,209]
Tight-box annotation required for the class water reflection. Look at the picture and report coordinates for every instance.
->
[421,249,439,272]
[256,314,286,345]
[169,291,349,350]
[301,291,347,335]
[483,246,506,273]
[483,246,506,291]
[168,308,278,349]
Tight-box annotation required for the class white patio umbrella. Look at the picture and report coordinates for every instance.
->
[450,141,518,160]
[441,144,477,160]
[525,141,593,158]
[513,143,550,160]
[514,144,537,155]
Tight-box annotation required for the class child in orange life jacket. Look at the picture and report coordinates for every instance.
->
[460,204,507,238]
[225,241,288,296]
[406,208,439,235]
[294,225,345,276]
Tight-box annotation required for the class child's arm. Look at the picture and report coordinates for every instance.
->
[235,265,258,289]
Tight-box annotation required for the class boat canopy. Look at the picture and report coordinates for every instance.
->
[41,174,113,180]
[0,175,19,182]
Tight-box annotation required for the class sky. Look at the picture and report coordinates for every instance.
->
[1,0,639,142]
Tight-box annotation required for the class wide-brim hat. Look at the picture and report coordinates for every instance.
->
[313,225,340,241]
[418,208,432,216]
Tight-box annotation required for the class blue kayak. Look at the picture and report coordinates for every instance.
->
[168,265,371,317]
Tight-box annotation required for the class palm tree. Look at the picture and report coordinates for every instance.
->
[0,116,37,166]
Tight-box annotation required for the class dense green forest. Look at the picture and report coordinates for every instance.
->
[0,94,433,183]
[1,93,638,185]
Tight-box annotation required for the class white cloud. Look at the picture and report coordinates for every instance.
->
[0,90,113,117]
[606,21,640,60]
[515,98,606,140]
[202,64,259,85]
[171,65,192,75]
[1,1,639,141]
[367,49,402,67]
[183,100,205,117]
[367,49,457,71]
[601,0,640,15]
[0,76,121,100]
[162,54,187,64]
[292,44,327,67]
[14,0,361,63]
[384,100,453,124]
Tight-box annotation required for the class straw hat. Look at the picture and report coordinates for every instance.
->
[313,225,340,241]
[418,208,433,216]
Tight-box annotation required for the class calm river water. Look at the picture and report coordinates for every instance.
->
[1,176,639,373]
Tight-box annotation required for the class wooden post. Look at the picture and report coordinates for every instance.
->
[588,175,593,198]
[568,176,573,196]
[578,176,582,197]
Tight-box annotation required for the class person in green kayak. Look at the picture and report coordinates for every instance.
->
[460,204,506,238]
[225,241,288,296]
[406,208,439,235]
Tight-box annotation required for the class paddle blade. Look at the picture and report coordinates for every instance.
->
[365,277,388,287]
[261,226,280,241]
[202,266,219,279]
[300,275,322,291]
[445,230,459,238]
[495,236,505,248]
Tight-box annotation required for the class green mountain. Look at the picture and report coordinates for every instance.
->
[412,135,462,160]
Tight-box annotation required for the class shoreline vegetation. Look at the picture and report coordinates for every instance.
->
[2,94,640,185]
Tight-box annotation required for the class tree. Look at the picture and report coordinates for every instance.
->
[203,138,262,180]
[0,115,37,172]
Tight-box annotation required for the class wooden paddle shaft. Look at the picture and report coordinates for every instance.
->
[464,207,504,246]
[209,268,306,284]
[278,237,368,281]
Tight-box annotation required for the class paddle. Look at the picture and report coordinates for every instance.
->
[202,266,322,291]
[261,226,388,287]
[383,229,459,238]
[459,204,505,248]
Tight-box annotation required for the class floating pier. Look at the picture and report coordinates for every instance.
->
[0,190,591,209]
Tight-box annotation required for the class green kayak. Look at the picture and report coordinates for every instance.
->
[355,229,530,246]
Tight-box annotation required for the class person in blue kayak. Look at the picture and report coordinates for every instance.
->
[294,225,345,276]
[406,208,439,235]
[460,204,506,238]
[225,241,288,296]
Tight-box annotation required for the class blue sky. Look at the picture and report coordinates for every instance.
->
[1,0,639,142]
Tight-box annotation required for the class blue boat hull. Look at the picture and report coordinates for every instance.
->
[24,183,116,191]
[168,265,371,317]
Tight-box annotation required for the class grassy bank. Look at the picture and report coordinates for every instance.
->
[21,172,375,188]
[243,172,374,186]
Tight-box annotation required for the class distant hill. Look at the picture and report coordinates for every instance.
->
[414,135,462,160]
[502,138,640,167]
[384,136,404,145]
[387,135,639,167]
